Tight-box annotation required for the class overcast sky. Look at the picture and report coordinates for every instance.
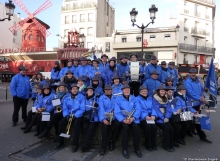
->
[0,0,219,60]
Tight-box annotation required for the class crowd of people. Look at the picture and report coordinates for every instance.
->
[10,54,214,159]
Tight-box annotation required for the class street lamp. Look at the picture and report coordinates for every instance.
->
[130,4,158,55]
[0,0,16,22]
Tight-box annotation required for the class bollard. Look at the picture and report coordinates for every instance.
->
[6,86,7,100]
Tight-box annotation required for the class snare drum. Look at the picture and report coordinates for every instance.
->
[180,111,193,121]
[193,114,207,124]
[130,62,140,81]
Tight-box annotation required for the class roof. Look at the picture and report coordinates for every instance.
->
[27,17,50,29]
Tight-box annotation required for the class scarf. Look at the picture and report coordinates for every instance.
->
[140,94,148,100]
[151,63,157,68]
[153,93,168,104]
[161,67,168,72]
[43,91,51,98]
[71,93,78,99]
[109,65,116,71]
[123,94,129,101]
[86,93,95,100]
[54,66,61,72]
[78,84,86,92]
[92,83,99,88]
[57,91,66,100]
[106,94,112,99]
[120,62,127,66]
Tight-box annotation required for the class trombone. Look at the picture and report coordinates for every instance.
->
[60,110,74,138]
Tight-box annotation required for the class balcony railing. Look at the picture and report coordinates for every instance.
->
[194,12,201,17]
[62,3,95,11]
[184,27,189,32]
[191,27,208,36]
[179,43,215,54]
[184,9,189,14]
[197,0,215,5]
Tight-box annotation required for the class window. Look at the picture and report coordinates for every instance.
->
[164,34,171,40]
[87,42,93,49]
[72,15,76,23]
[87,27,93,36]
[194,55,198,63]
[195,21,199,28]
[194,39,198,46]
[29,34,33,40]
[105,42,110,52]
[65,15,69,24]
[122,37,127,43]
[42,37,44,42]
[36,35,40,41]
[13,31,17,36]
[64,29,69,37]
[80,14,85,22]
[184,36,187,43]
[79,28,85,34]
[136,36,142,42]
[150,35,156,41]
[65,4,69,9]
[13,38,15,43]
[24,35,28,40]
[88,13,93,21]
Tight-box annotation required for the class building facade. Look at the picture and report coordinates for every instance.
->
[59,0,115,49]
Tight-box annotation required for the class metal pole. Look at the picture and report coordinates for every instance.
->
[141,28,144,55]
[6,86,8,100]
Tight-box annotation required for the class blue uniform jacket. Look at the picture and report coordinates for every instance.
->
[112,83,123,94]
[62,93,85,118]
[117,63,129,79]
[36,93,54,113]
[161,68,169,81]
[152,95,172,123]
[94,87,103,98]
[51,68,61,81]
[10,73,31,99]
[105,67,120,85]
[59,66,77,80]
[136,95,158,121]
[142,77,161,97]
[139,64,146,84]
[99,62,109,71]
[98,94,117,122]
[184,77,204,106]
[114,95,141,123]
[53,92,68,109]
[33,94,43,108]
[145,64,164,83]
[75,65,91,85]
[85,95,99,122]
[31,80,46,99]
[88,67,107,85]
[167,66,178,87]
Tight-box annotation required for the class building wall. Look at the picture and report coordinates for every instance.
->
[0,3,22,49]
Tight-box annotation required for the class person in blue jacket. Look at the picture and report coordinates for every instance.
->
[142,70,161,97]
[50,61,61,85]
[55,84,85,151]
[91,76,103,97]
[170,85,197,147]
[89,59,107,87]
[184,68,212,143]
[137,86,158,152]
[24,83,54,135]
[98,85,121,155]
[161,61,168,81]
[38,82,68,140]
[10,66,31,127]
[77,77,87,96]
[114,84,142,159]
[117,55,129,84]
[167,62,178,87]
[20,85,43,131]
[145,55,164,83]
[152,84,174,152]
[81,86,100,152]
[99,54,109,71]
[139,58,146,84]
[112,75,123,95]
[105,58,119,85]
[59,59,76,80]
[62,70,78,91]
[75,57,92,86]
[165,77,174,89]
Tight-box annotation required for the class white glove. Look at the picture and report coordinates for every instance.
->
[164,118,169,123]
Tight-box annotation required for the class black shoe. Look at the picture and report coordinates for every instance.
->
[164,148,173,152]
[12,122,17,127]
[37,130,49,139]
[177,139,185,145]
[135,150,142,158]
[200,138,212,144]
[100,147,106,155]
[146,148,153,152]
[55,142,64,150]
[152,147,158,151]
[53,136,58,142]
[20,126,27,130]
[170,147,175,151]
[192,130,198,135]
[72,145,78,152]
[81,146,89,152]
[122,150,130,159]
[174,142,180,147]
[24,128,30,133]
[34,132,39,136]
[109,140,114,151]
[187,132,193,137]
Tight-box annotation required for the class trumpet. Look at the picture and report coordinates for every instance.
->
[60,111,74,138]
[109,111,114,125]
[126,109,136,120]
[56,105,62,113]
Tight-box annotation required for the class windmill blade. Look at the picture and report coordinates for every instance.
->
[11,0,31,15]
[33,0,53,16]
[9,17,30,34]
[32,18,51,37]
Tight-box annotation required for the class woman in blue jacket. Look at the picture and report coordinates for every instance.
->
[136,86,158,152]
[105,58,120,85]
[81,86,100,152]
[171,85,197,147]
[153,84,174,152]
[112,75,123,95]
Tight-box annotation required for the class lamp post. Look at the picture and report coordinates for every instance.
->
[0,0,16,22]
[130,5,158,55]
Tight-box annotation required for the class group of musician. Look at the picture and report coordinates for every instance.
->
[10,54,212,159]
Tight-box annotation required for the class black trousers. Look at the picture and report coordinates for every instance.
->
[36,114,52,134]
[101,119,121,148]
[171,121,190,142]
[121,122,140,151]
[193,105,206,139]
[129,81,140,96]
[27,113,41,130]
[44,112,63,135]
[24,110,36,128]
[12,96,28,123]
[82,122,99,148]
[156,122,174,149]
[57,117,83,146]
[140,120,157,148]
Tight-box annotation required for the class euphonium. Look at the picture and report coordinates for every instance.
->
[56,105,62,113]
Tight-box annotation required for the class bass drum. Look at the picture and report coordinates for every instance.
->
[130,62,140,81]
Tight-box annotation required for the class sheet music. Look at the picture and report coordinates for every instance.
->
[146,120,155,124]
[32,107,36,113]
[42,112,50,121]
[85,105,96,109]
[194,114,207,118]
[52,99,61,106]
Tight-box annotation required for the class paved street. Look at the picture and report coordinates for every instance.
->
[0,87,220,161]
